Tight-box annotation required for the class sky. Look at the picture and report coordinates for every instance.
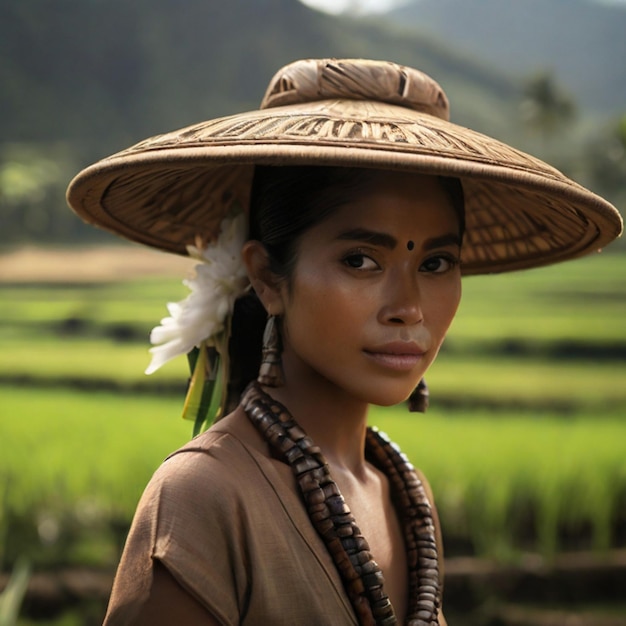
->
[300,0,626,15]
[299,0,404,14]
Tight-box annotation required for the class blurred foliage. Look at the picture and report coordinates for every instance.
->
[0,144,86,246]
[0,559,30,626]
[585,113,626,197]
[520,71,576,138]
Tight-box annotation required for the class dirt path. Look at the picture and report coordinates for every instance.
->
[0,245,195,283]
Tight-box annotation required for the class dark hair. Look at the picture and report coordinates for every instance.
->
[224,165,465,410]
[249,166,381,279]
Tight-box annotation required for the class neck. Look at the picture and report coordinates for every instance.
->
[262,353,370,474]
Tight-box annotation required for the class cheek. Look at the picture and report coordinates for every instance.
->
[427,279,462,333]
[283,269,369,348]
[447,285,462,328]
[446,279,462,313]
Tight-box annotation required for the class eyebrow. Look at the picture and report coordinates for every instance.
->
[423,233,463,251]
[336,228,397,249]
[336,228,461,251]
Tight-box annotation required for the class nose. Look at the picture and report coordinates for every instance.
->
[377,271,424,326]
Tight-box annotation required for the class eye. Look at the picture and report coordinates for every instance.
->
[343,253,380,271]
[419,254,459,274]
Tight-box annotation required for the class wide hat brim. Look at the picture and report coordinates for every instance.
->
[67,59,622,275]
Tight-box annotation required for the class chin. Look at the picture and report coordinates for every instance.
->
[336,373,425,409]
[371,399,410,410]
[362,387,417,409]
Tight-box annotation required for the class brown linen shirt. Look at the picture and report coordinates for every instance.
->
[103,411,445,625]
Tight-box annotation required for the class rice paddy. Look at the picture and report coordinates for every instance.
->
[1,248,625,571]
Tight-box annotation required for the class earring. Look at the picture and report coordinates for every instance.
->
[257,315,285,387]
[408,378,429,412]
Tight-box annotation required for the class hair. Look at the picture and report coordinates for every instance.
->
[224,165,465,411]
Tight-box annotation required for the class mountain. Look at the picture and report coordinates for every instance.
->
[3,0,623,247]
[387,0,626,116]
[0,0,522,162]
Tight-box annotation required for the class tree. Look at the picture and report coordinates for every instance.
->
[520,71,576,140]
[0,143,102,246]
[586,113,626,198]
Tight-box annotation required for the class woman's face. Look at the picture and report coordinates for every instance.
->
[276,171,462,408]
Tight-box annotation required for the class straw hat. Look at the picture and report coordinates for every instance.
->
[67,58,622,275]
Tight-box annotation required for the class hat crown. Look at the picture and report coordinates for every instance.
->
[261,58,450,121]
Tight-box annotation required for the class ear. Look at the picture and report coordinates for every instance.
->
[241,240,285,315]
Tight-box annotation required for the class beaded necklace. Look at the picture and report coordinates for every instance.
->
[241,382,442,626]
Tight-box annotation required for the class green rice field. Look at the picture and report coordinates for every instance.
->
[1,250,625,574]
[1,387,624,567]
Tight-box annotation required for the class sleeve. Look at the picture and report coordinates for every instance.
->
[103,434,251,626]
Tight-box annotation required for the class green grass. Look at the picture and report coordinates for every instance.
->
[3,253,626,343]
[1,277,187,327]
[451,254,626,343]
[370,404,626,558]
[2,253,625,409]
[1,386,624,569]
[0,337,188,384]
[0,389,188,521]
[1,337,625,409]
[0,386,189,569]
[426,353,626,408]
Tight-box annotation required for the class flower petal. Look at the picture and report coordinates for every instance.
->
[146,210,249,374]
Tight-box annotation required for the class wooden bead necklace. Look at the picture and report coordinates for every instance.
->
[241,382,442,626]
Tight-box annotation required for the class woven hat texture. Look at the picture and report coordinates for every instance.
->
[67,58,622,275]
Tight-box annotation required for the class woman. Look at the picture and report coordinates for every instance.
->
[67,59,622,625]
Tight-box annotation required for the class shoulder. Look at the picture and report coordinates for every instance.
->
[144,408,274,515]
[105,413,270,626]
[158,408,268,482]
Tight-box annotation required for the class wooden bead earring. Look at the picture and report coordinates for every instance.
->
[408,378,429,412]
[257,315,285,387]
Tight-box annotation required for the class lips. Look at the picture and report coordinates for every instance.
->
[363,341,426,371]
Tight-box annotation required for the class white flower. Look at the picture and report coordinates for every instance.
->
[145,211,249,374]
